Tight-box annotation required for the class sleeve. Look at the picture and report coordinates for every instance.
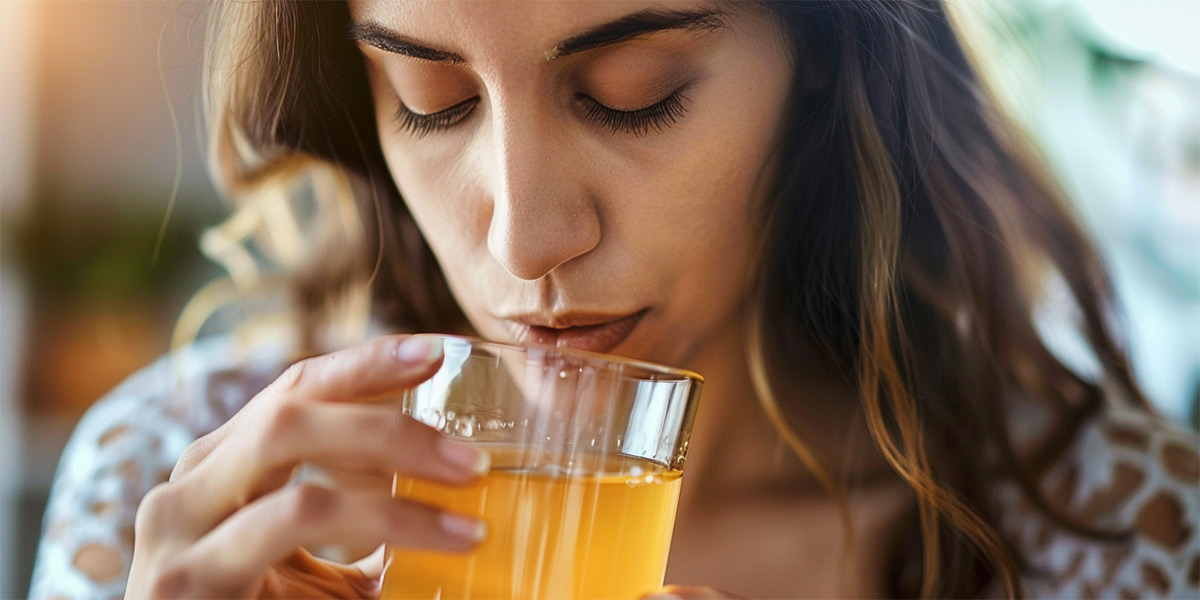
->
[1113,415,1200,599]
[27,359,207,600]
[1006,400,1200,599]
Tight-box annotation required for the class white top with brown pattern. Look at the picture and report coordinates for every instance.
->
[28,337,1200,599]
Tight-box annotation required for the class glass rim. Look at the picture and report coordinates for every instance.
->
[426,334,704,383]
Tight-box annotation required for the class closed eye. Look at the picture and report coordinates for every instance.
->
[392,88,690,139]
[576,89,689,136]
[395,97,479,138]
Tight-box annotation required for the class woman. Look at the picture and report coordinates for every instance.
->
[31,1,1198,598]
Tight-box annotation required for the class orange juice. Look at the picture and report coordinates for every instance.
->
[380,447,682,599]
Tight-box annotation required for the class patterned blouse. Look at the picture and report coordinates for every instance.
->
[28,335,1200,598]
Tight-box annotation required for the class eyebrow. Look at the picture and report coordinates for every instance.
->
[348,7,728,64]
[349,22,466,64]
[550,7,728,59]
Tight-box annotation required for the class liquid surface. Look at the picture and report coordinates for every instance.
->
[380,447,682,600]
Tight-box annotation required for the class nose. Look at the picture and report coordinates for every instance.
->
[485,109,601,281]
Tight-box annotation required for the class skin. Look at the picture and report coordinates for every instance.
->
[353,0,788,368]
[128,1,913,598]
[127,335,491,597]
[352,2,912,597]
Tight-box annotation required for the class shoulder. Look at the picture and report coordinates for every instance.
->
[29,333,291,599]
[999,385,1199,599]
[59,333,291,470]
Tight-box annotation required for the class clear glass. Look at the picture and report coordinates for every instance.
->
[379,335,704,600]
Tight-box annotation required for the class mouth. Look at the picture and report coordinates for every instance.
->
[504,309,649,355]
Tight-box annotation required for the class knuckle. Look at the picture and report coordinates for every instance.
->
[382,500,408,533]
[250,402,307,467]
[135,483,176,535]
[356,339,385,364]
[369,335,407,364]
[339,340,391,382]
[350,411,419,473]
[386,415,439,461]
[141,481,175,510]
[356,410,396,451]
[387,497,438,537]
[277,358,316,395]
[261,400,307,447]
[148,563,193,598]
[284,483,339,523]
[395,413,437,443]
[385,411,418,441]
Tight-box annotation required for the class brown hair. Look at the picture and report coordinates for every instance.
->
[199,1,1150,596]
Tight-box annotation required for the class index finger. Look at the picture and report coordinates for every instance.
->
[171,334,443,483]
[267,334,445,404]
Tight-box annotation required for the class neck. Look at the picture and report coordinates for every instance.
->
[678,315,897,503]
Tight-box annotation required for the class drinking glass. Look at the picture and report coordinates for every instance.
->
[379,335,703,600]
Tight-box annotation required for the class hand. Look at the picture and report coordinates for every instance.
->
[126,335,491,598]
[642,585,745,599]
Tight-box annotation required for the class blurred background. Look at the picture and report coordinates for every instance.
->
[0,0,1197,597]
[1,2,224,596]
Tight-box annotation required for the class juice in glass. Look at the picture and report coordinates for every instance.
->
[379,336,702,599]
[381,446,682,599]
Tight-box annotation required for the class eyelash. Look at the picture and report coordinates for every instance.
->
[395,97,479,138]
[393,89,690,138]
[576,91,689,137]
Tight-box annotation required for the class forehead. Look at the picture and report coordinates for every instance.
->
[348,0,721,65]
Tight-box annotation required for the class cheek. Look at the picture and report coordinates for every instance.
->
[628,92,784,279]
[651,157,760,312]
[373,121,489,270]
[375,143,491,335]
[381,145,458,246]
[384,149,499,328]
[365,63,483,245]
[614,57,789,353]
[373,112,512,333]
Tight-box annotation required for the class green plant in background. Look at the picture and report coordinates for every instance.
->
[5,196,221,307]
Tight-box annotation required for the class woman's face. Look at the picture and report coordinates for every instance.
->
[350,0,792,367]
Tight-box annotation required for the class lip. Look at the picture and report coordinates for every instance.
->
[505,309,648,355]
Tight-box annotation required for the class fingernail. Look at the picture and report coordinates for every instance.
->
[395,335,442,364]
[438,437,491,476]
[439,512,486,542]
